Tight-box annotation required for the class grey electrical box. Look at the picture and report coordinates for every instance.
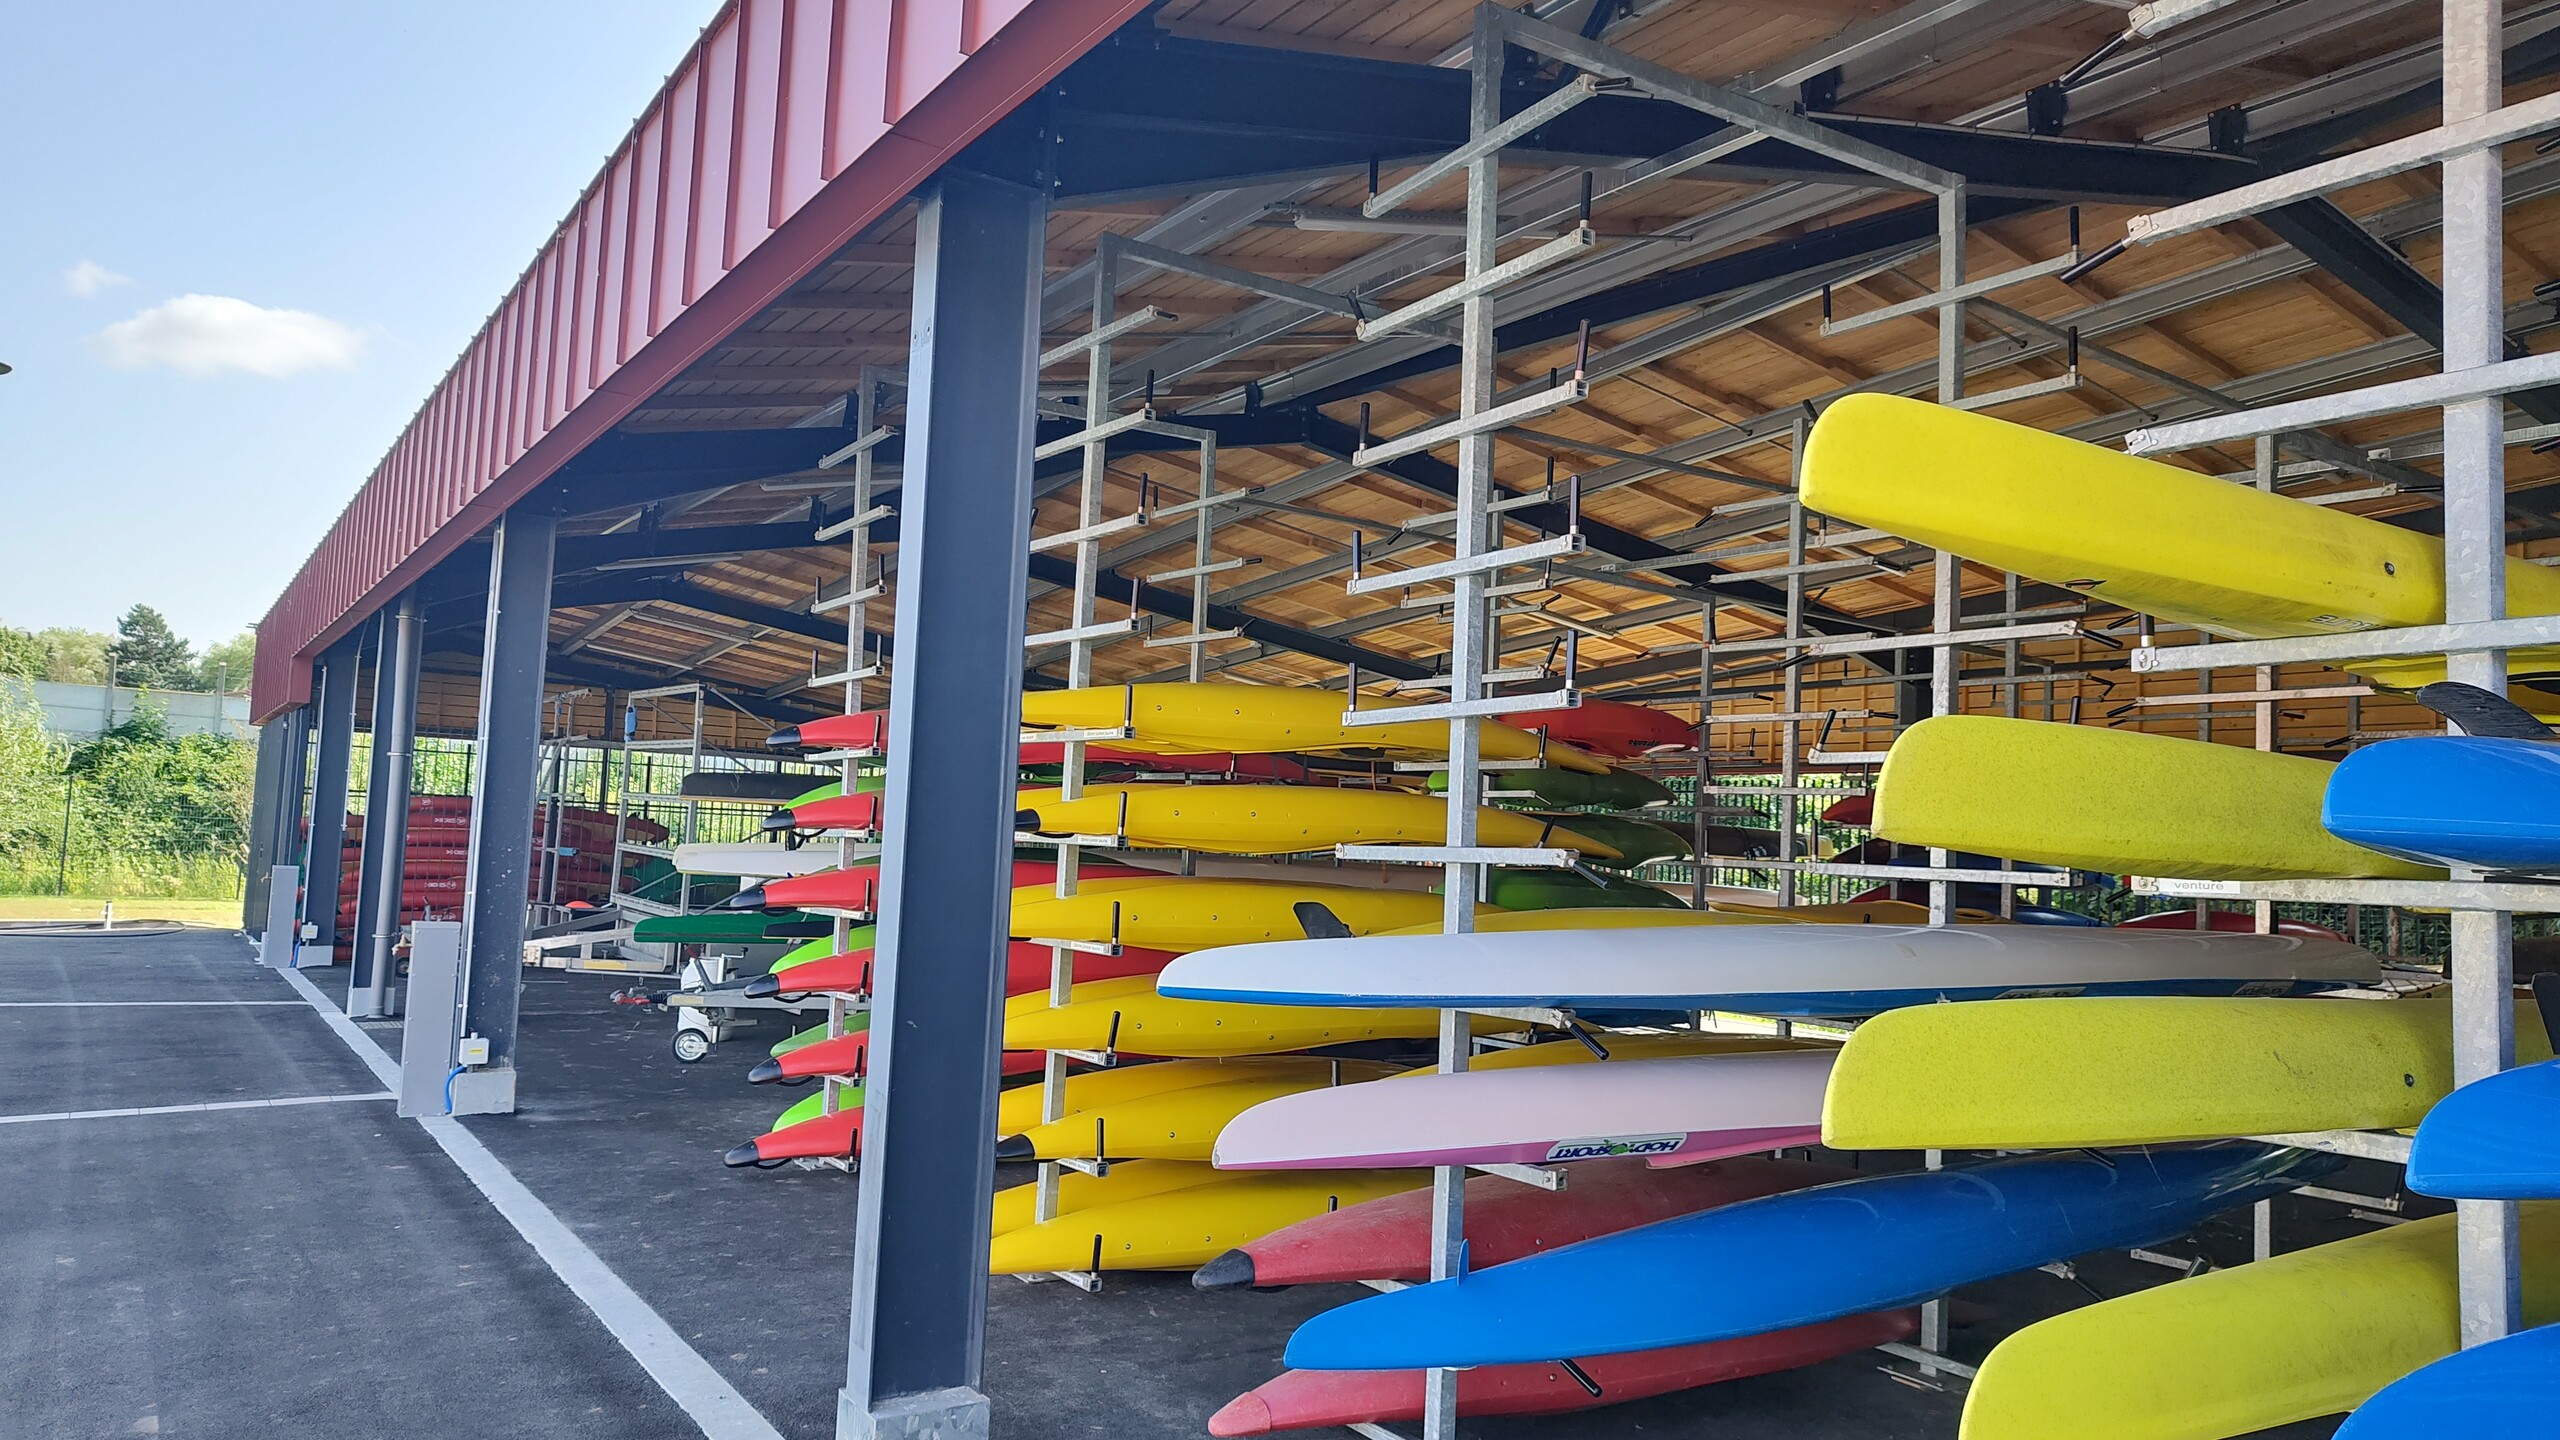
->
[397,921,466,1118]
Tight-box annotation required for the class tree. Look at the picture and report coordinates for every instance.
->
[105,606,196,691]
[34,628,109,685]
[0,626,42,682]
[197,631,256,693]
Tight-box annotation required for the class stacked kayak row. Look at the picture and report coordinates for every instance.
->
[325,796,657,955]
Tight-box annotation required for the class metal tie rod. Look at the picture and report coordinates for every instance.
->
[2131,613,2560,673]
[818,425,897,470]
[814,503,895,542]
[1039,307,1174,369]
[2127,87,2560,247]
[1029,511,1149,554]
[1822,247,2083,336]
[1364,74,1607,220]
[2128,350,2560,456]
[1033,407,1158,461]
[1346,533,1584,596]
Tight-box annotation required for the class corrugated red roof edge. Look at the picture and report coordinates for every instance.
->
[251,0,1152,721]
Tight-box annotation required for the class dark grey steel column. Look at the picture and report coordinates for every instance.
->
[349,617,396,1003]
[303,643,360,952]
[839,169,1044,1440]
[242,719,289,934]
[453,510,556,1116]
[358,593,425,1019]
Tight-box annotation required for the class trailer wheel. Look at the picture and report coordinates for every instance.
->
[672,1028,712,1063]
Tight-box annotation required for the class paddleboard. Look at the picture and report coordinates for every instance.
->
[1875,715,2436,881]
[1823,995,2555,1150]
[1158,923,2375,1015]
[2333,1319,2560,1439]
[2409,1058,2560,1199]
[1799,392,2560,700]
[988,1168,1428,1274]
[1962,1205,2560,1440]
[672,842,854,878]
[1211,1313,1913,1437]
[1197,1154,1853,1289]
[1212,1050,1831,1171]
[2324,735,2560,871]
[1020,682,1606,773]
[1281,1143,2338,1370]
[996,1063,1399,1163]
[1015,784,1622,859]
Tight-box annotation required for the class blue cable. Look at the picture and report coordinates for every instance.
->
[443,1064,468,1114]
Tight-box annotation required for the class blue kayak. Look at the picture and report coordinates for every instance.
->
[2323,736,2560,871]
[2334,1321,2560,1438]
[2409,1059,2560,1200]
[1281,1143,2340,1371]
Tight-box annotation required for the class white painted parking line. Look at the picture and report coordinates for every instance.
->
[0,1000,307,1007]
[274,957,784,1440]
[0,1092,394,1125]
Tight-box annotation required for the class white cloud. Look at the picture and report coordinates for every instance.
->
[89,294,364,378]
[63,260,133,297]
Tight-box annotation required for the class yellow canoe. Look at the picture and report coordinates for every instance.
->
[988,1167,1428,1273]
[1961,1206,2560,1440]
[1004,974,1502,1057]
[993,1057,1375,1136]
[1017,783,1621,860]
[1007,877,1480,949]
[999,1063,1399,1161]
[1873,715,2437,881]
[1823,995,2553,1150]
[1799,393,2560,697]
[989,1159,1222,1236]
[1021,682,1606,773]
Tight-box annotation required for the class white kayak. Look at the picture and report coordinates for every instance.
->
[672,842,873,879]
[1157,924,2377,1017]
[1212,1051,1833,1170]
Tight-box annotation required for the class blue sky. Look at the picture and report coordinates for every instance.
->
[0,2,718,649]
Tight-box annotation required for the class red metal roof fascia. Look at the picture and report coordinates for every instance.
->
[251,0,1150,721]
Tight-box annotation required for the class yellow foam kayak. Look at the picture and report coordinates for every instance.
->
[1007,877,1480,949]
[1021,682,1606,773]
[1017,783,1621,859]
[1004,975,1504,1057]
[1961,1206,2560,1440]
[1800,393,2560,696]
[1874,716,2437,881]
[988,1167,1429,1273]
[994,1057,1374,1136]
[989,1159,1222,1235]
[1823,995,2553,1150]
[998,1063,1398,1161]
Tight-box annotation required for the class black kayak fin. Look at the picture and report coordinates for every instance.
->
[1293,902,1354,941]
[2407,681,2558,741]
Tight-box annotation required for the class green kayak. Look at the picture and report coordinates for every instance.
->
[632,910,826,945]
[1527,812,1693,867]
[1429,765,1674,810]
[1480,868,1691,912]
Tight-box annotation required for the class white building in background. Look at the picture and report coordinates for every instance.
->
[1,679,255,742]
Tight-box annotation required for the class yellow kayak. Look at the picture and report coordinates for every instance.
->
[1016,783,1621,859]
[997,1063,1398,1162]
[989,1159,1222,1236]
[1007,877,1481,949]
[1004,974,1500,1057]
[1800,393,2560,698]
[988,1166,1428,1273]
[1873,715,2437,881]
[1823,995,2553,1150]
[1022,682,1607,773]
[994,1057,1374,1136]
[1962,1206,2560,1440]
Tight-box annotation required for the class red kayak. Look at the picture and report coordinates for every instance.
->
[753,1030,869,1083]
[766,790,885,835]
[723,1107,860,1168]
[766,712,888,753]
[1207,1310,1915,1436]
[750,938,1180,1001]
[1194,1156,1850,1289]
[2118,908,2345,941]
[1821,793,1874,827]
[738,859,1152,913]
[1506,698,1694,759]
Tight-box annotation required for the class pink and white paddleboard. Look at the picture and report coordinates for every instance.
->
[1210,1051,1831,1171]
